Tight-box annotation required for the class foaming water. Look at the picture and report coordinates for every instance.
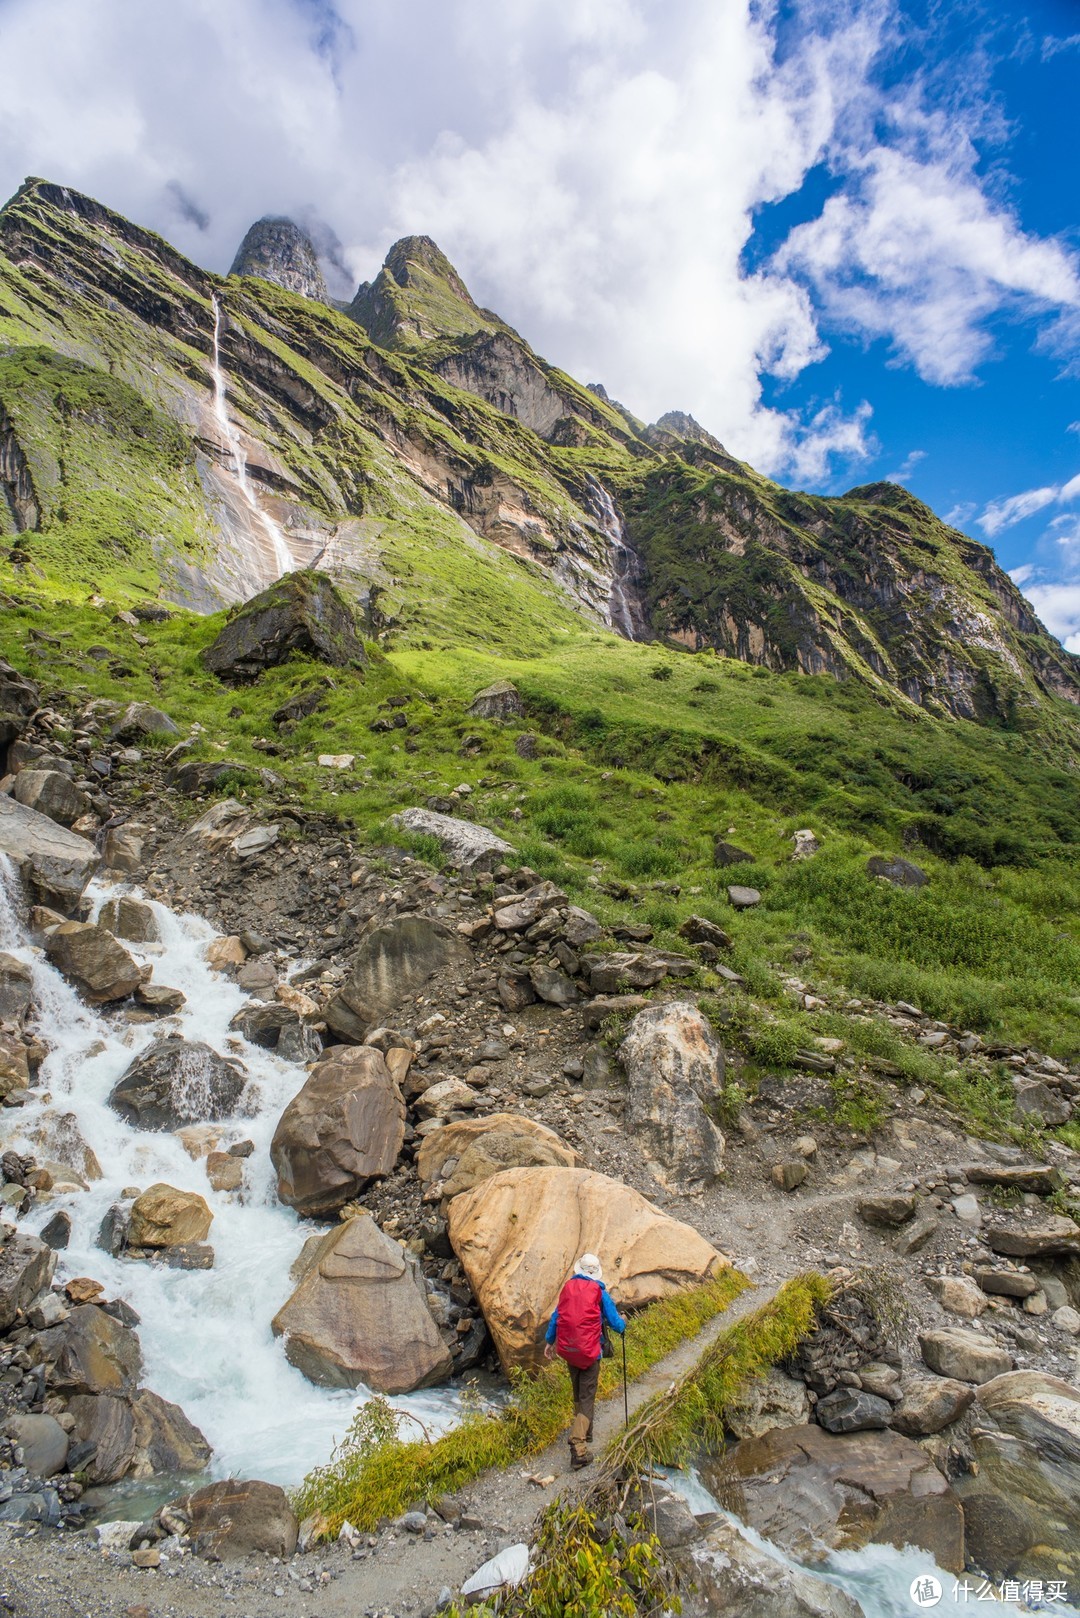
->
[210,295,294,581]
[0,858,459,1485]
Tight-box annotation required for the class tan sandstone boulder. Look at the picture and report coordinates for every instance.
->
[271,1215,452,1393]
[270,1046,405,1217]
[128,1184,213,1248]
[447,1166,727,1372]
[417,1113,578,1199]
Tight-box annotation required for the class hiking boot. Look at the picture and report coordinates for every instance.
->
[570,1449,593,1470]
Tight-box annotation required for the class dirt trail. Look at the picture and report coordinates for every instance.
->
[0,1283,770,1618]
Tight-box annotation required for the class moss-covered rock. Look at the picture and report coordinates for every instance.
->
[200,570,366,683]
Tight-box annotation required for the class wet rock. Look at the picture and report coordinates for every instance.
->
[325,915,472,1041]
[681,1513,864,1617]
[40,1210,72,1250]
[0,951,32,1021]
[891,1377,975,1437]
[201,571,365,684]
[0,1231,56,1331]
[109,1037,246,1130]
[815,1389,893,1432]
[136,982,186,1014]
[270,1045,405,1217]
[986,1213,1080,1259]
[0,794,100,912]
[44,921,142,1002]
[5,1412,69,1478]
[866,855,928,888]
[919,1327,1013,1384]
[856,1193,916,1228]
[167,1478,299,1559]
[271,1215,453,1393]
[704,1423,963,1573]
[39,1304,142,1394]
[230,1000,298,1048]
[447,1165,727,1372]
[98,896,158,944]
[12,769,91,828]
[128,1185,212,1248]
[205,1151,243,1193]
[467,680,525,721]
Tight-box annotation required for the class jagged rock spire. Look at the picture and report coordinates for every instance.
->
[230,217,328,303]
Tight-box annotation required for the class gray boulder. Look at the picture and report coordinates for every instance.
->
[325,916,472,1041]
[866,855,928,888]
[201,571,365,684]
[44,922,142,1002]
[390,807,515,872]
[713,840,754,867]
[919,1327,1014,1383]
[0,795,100,912]
[0,951,32,1021]
[815,1389,892,1432]
[620,1001,725,1193]
[12,769,91,828]
[892,1376,974,1436]
[109,1037,246,1130]
[681,1513,865,1617]
[5,1412,69,1478]
[0,1232,56,1332]
[467,680,525,721]
[98,896,158,943]
[270,1045,405,1217]
[108,702,180,741]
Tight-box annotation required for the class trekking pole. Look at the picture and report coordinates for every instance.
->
[621,1329,629,1427]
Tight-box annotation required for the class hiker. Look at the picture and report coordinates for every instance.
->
[543,1252,626,1469]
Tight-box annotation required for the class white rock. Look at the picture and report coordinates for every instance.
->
[462,1542,530,1597]
[1052,1305,1080,1335]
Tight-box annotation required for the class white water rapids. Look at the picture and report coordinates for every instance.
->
[210,296,295,581]
[0,857,459,1488]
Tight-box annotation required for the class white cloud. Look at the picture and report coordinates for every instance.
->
[1012,516,1080,653]
[885,448,926,483]
[978,474,1080,537]
[0,0,1075,485]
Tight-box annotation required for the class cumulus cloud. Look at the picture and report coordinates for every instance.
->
[0,0,1076,484]
[978,473,1080,537]
[1011,515,1080,653]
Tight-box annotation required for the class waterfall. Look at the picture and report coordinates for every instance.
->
[585,477,647,641]
[210,296,295,580]
[0,856,458,1485]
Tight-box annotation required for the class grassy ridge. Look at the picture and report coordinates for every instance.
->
[293,1271,749,1536]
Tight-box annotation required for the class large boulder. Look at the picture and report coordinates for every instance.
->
[128,1184,213,1248]
[271,1215,453,1393]
[955,1370,1080,1584]
[97,896,159,943]
[0,661,39,752]
[201,571,365,684]
[0,951,33,1020]
[5,1413,69,1479]
[919,1327,1014,1384]
[38,1305,142,1395]
[703,1423,964,1574]
[44,922,142,1003]
[447,1166,727,1372]
[866,855,928,889]
[390,807,515,873]
[66,1393,135,1483]
[619,1002,725,1192]
[12,769,91,828]
[270,1046,405,1217]
[167,1478,298,1559]
[417,1114,578,1200]
[325,916,472,1041]
[680,1513,864,1618]
[985,1213,1080,1258]
[467,680,525,721]
[0,795,99,912]
[107,702,180,742]
[130,1388,212,1478]
[0,1232,56,1332]
[109,1037,246,1130]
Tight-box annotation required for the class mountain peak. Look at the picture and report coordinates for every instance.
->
[230,217,328,302]
[347,234,495,349]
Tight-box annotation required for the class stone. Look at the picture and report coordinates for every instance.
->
[815,1389,893,1432]
[986,1213,1080,1259]
[271,1215,452,1393]
[726,1368,811,1439]
[0,1231,56,1332]
[792,829,821,859]
[1012,1078,1071,1128]
[951,1193,982,1226]
[109,1037,247,1130]
[529,963,579,1006]
[713,839,754,868]
[928,1275,988,1318]
[270,1045,405,1217]
[919,1327,1014,1383]
[230,1000,298,1049]
[168,1478,299,1559]
[325,916,472,1041]
[584,951,667,993]
[108,702,180,742]
[727,885,760,909]
[414,1077,477,1122]
[5,1412,69,1478]
[891,1376,974,1437]
[956,1371,1080,1583]
[1051,1304,1080,1334]
[416,1114,577,1191]
[40,1210,72,1249]
[447,1165,727,1372]
[563,906,602,947]
[44,921,142,1002]
[772,1160,808,1192]
[678,914,732,949]
[38,1304,142,1394]
[681,1513,864,1618]
[467,680,525,721]
[974,1266,1039,1299]
[497,972,536,1012]
[136,982,186,1013]
[206,935,246,968]
[0,1031,29,1098]
[12,768,90,828]
[0,660,40,747]
[866,855,928,888]
[205,1152,243,1193]
[98,897,158,943]
[201,571,365,684]
[893,1208,939,1255]
[703,1423,963,1573]
[619,1001,725,1193]
[964,1162,1065,1195]
[0,951,32,1020]
[128,1184,213,1248]
[101,821,148,875]
[130,1388,211,1477]
[0,794,100,912]
[67,1393,136,1483]
[856,1193,915,1227]
[856,1364,902,1402]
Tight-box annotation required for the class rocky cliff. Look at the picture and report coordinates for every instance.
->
[0,176,1078,722]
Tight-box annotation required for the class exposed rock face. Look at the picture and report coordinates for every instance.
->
[620,1002,725,1192]
[704,1423,964,1573]
[168,1478,298,1560]
[129,1388,212,1478]
[109,1037,246,1130]
[389,808,515,873]
[0,794,99,912]
[447,1165,727,1372]
[725,1368,811,1440]
[230,217,328,302]
[38,1305,142,1395]
[128,1184,213,1247]
[270,1045,405,1217]
[325,915,472,1041]
[271,1215,453,1392]
[0,1232,56,1332]
[0,660,39,758]
[986,1213,1080,1257]
[201,571,365,684]
[0,950,32,1020]
[416,1113,578,1199]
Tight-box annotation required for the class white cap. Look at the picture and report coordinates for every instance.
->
[577,1252,602,1281]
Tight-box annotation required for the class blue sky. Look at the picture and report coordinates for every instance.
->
[0,0,1077,646]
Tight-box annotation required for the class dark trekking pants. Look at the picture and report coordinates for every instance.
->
[567,1358,601,1459]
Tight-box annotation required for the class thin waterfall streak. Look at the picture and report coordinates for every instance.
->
[210,296,294,579]
[586,475,646,641]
